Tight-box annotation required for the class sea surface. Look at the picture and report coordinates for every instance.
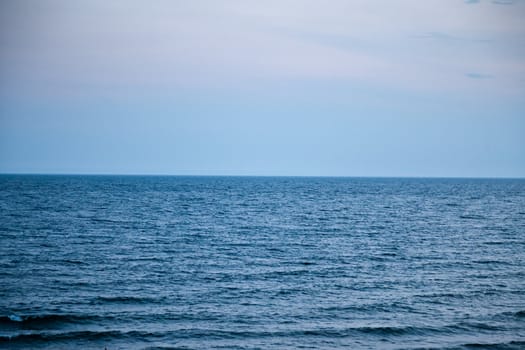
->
[1,175,525,350]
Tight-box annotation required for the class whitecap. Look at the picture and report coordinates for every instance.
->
[8,314,23,322]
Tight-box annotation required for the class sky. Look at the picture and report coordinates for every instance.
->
[0,0,524,177]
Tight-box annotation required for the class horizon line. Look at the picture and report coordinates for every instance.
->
[0,172,524,180]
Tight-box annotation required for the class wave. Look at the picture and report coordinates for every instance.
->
[1,310,228,329]
[410,340,525,350]
[0,325,437,343]
[0,313,106,326]
[414,292,467,299]
[496,310,525,319]
[0,330,162,343]
[456,321,506,332]
[459,214,486,220]
[2,324,523,346]
[92,295,163,304]
[191,325,441,338]
[461,340,525,349]
[347,325,433,336]
[318,301,420,314]
[143,347,195,350]
[471,259,513,266]
[514,310,525,318]
[62,259,85,265]
[483,241,506,245]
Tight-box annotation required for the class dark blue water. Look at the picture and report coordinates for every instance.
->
[1,175,524,350]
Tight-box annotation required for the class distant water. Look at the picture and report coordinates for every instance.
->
[1,175,525,350]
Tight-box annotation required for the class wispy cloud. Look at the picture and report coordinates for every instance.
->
[0,0,523,98]
[492,0,516,5]
[414,32,491,43]
[465,0,480,4]
[466,72,494,79]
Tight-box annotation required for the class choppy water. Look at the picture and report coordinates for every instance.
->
[1,175,524,350]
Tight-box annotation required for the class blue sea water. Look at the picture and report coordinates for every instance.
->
[1,175,525,350]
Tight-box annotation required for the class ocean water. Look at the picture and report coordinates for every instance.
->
[1,175,524,350]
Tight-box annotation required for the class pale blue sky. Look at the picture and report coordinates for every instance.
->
[1,0,524,177]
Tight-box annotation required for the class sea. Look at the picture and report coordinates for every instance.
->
[1,175,524,350]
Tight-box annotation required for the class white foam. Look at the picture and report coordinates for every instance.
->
[8,315,23,322]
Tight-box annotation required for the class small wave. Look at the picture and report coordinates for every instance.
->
[90,217,122,223]
[259,269,311,278]
[143,347,192,350]
[275,288,306,296]
[6,315,23,322]
[415,292,465,299]
[381,252,398,257]
[93,295,161,304]
[62,259,85,265]
[0,330,162,343]
[286,325,439,338]
[369,253,401,261]
[318,301,419,314]
[493,310,525,319]
[4,324,517,345]
[462,340,525,349]
[355,325,429,336]
[198,325,440,338]
[0,313,104,326]
[0,325,438,343]
[410,340,525,350]
[483,241,506,245]
[459,214,486,220]
[472,259,511,265]
[457,321,506,332]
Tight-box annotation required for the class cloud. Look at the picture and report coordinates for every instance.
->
[466,73,494,79]
[416,32,461,41]
[465,0,480,4]
[415,32,491,43]
[0,0,523,99]
[492,0,516,4]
